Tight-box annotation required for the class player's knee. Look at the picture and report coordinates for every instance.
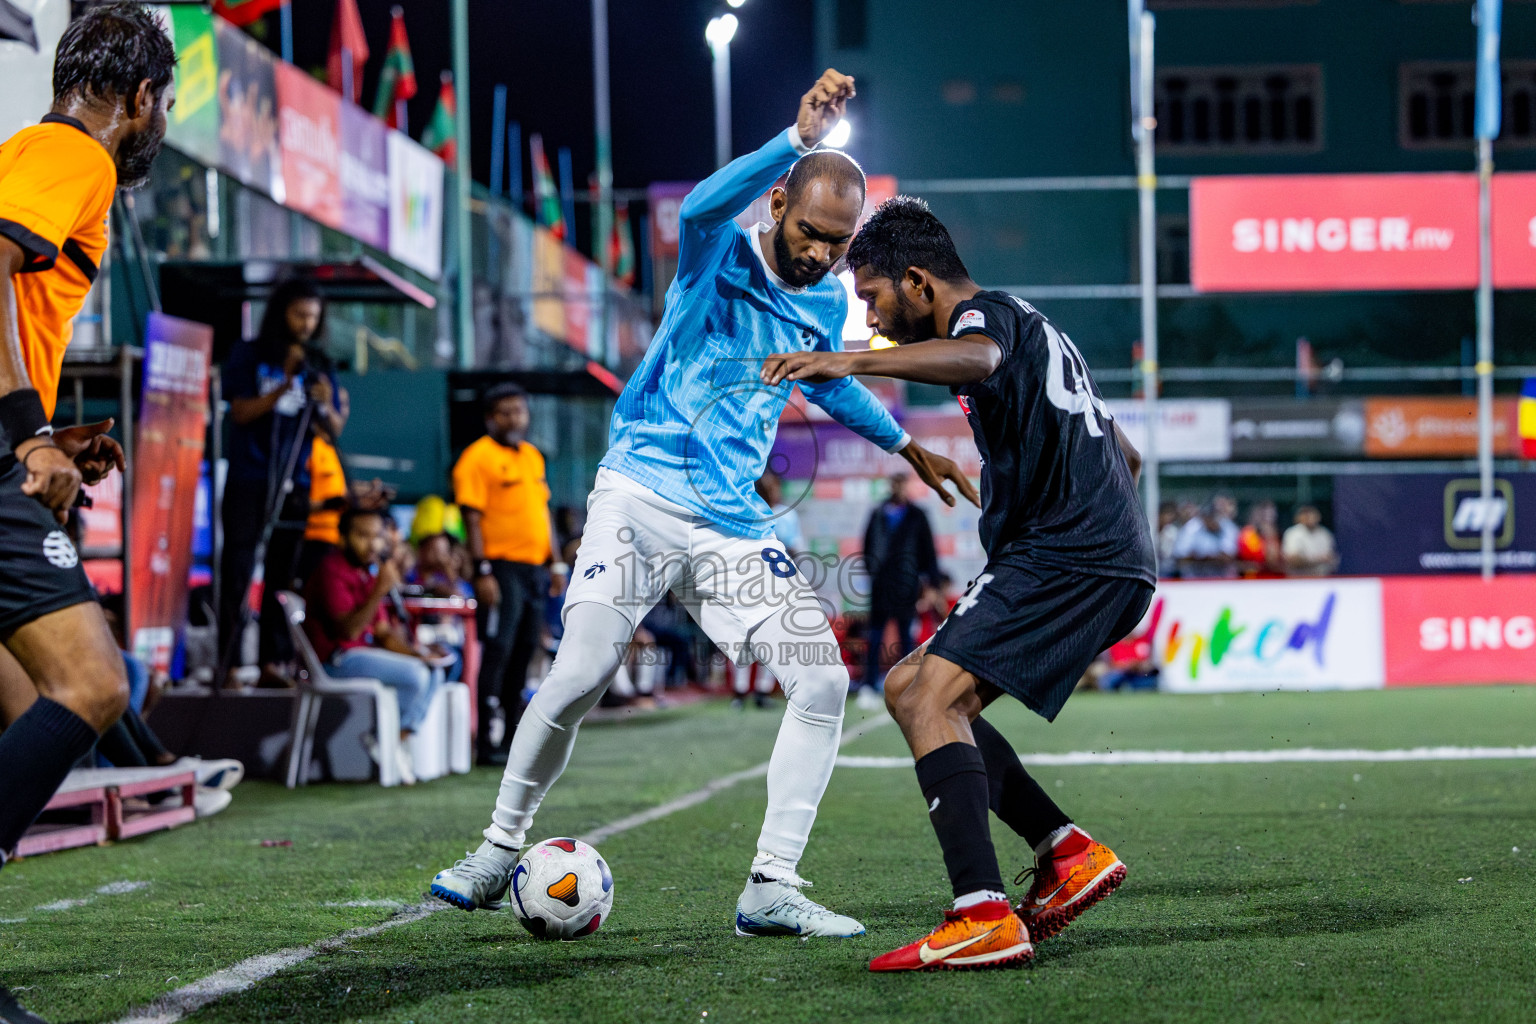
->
[48,656,129,731]
[881,663,916,715]
[776,659,847,718]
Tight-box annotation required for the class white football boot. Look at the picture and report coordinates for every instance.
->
[430,840,519,911]
[735,870,865,938]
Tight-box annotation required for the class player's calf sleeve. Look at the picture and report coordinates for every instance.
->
[914,741,1007,900]
[756,698,843,868]
[0,697,100,856]
[972,715,1072,848]
[485,602,631,849]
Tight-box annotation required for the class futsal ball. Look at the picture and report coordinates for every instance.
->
[510,837,614,940]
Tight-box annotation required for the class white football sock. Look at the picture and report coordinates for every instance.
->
[954,889,1008,911]
[485,602,633,850]
[754,698,842,867]
[1034,823,1082,859]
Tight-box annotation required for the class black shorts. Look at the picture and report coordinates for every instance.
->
[926,554,1153,723]
[0,455,97,639]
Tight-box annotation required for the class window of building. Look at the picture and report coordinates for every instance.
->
[1155,65,1323,153]
[1400,61,1536,149]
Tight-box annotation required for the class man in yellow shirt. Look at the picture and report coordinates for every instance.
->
[0,5,175,1018]
[452,383,566,765]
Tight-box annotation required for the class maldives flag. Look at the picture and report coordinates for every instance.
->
[610,205,636,287]
[327,0,369,102]
[213,0,286,27]
[421,72,458,164]
[529,133,564,241]
[372,5,417,130]
[1520,377,1536,459]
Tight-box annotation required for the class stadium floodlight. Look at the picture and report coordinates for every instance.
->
[824,117,851,149]
[705,13,738,47]
[727,0,748,7]
[707,14,739,168]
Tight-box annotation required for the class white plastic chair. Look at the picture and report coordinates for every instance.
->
[276,591,402,788]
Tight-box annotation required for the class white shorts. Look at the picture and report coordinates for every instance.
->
[565,468,835,663]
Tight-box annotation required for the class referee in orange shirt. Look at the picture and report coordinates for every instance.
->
[0,0,174,909]
[453,383,567,765]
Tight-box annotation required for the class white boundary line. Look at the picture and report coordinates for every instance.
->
[111,713,894,1024]
[836,745,1536,769]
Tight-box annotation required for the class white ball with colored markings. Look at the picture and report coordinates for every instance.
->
[510,837,614,940]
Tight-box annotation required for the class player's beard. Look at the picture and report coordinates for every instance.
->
[772,224,832,288]
[883,289,935,346]
[115,109,168,191]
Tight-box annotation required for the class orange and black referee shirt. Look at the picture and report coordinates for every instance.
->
[0,114,116,419]
[452,435,554,566]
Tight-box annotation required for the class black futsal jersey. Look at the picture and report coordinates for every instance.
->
[948,290,1155,585]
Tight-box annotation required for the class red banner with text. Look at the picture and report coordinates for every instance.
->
[1191,174,1481,292]
[1382,576,1536,686]
[130,313,213,673]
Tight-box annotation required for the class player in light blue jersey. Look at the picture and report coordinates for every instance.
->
[431,71,977,938]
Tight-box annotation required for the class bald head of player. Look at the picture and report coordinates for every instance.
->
[50,2,177,189]
[764,150,867,288]
[846,195,978,346]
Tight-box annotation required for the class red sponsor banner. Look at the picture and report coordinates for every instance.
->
[130,313,213,673]
[1190,174,1480,292]
[1382,576,1536,686]
[274,63,344,230]
[1492,172,1536,288]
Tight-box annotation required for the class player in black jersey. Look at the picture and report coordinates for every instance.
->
[762,196,1156,972]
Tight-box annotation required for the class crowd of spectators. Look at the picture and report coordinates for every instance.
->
[1156,496,1338,580]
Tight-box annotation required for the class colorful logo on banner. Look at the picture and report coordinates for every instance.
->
[1361,397,1519,458]
[1143,579,1385,692]
[130,313,213,673]
[386,130,444,278]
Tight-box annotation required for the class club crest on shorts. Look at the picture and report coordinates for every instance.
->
[43,530,78,569]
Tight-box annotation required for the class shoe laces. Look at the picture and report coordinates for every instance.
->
[450,850,511,890]
[766,883,838,922]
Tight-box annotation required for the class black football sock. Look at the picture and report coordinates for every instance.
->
[0,698,99,855]
[914,741,1006,900]
[972,715,1072,850]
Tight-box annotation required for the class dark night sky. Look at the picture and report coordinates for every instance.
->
[279,0,816,194]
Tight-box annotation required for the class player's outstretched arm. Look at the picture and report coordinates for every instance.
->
[761,334,1002,389]
[677,69,855,235]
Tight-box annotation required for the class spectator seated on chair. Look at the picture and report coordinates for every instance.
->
[303,507,446,784]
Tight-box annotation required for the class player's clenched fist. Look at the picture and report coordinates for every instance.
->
[17,440,83,519]
[798,69,855,148]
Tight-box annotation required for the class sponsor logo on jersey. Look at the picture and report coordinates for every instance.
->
[43,530,78,569]
[954,309,986,334]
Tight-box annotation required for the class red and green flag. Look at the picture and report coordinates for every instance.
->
[327,0,370,103]
[213,0,286,28]
[610,205,636,287]
[421,72,458,164]
[529,133,564,240]
[372,5,417,130]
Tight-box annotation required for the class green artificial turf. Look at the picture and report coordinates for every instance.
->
[3,687,1534,1023]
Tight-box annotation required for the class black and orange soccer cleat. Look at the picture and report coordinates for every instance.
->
[868,901,1033,972]
[1014,825,1126,942]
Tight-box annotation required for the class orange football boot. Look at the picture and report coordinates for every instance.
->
[1015,825,1126,941]
[869,901,1033,972]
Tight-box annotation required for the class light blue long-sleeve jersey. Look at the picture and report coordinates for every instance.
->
[601,127,910,539]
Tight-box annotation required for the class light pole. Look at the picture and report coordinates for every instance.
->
[706,13,738,169]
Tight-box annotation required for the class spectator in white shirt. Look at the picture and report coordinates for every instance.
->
[1172,501,1240,578]
[1282,505,1339,577]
